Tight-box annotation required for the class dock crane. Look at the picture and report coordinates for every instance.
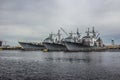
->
[60,27,68,36]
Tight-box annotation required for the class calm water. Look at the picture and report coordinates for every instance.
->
[0,50,120,80]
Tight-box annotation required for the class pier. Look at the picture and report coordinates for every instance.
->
[0,46,22,50]
[106,45,120,49]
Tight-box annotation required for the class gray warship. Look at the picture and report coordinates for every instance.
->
[63,27,106,52]
[18,41,45,51]
[43,30,67,51]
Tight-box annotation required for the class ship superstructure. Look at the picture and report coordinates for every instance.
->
[43,30,67,51]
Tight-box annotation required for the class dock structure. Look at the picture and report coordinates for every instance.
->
[106,45,120,49]
[0,41,2,46]
[0,46,22,50]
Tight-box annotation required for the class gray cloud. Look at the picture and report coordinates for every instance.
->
[0,0,120,45]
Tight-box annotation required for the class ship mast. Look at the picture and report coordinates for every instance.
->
[57,29,61,42]
[49,32,54,42]
[92,27,96,38]
[86,28,90,36]
[77,28,81,38]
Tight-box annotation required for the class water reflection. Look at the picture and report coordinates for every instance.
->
[0,51,103,64]
[45,57,88,63]
[44,52,103,64]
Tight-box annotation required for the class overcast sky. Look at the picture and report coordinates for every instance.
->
[0,0,120,45]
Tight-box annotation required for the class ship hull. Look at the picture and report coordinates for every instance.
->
[64,42,106,52]
[43,42,67,51]
[19,42,45,51]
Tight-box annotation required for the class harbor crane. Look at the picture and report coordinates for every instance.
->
[60,27,68,36]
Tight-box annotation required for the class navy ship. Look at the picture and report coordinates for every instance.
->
[18,42,45,51]
[63,27,106,52]
[43,30,67,51]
